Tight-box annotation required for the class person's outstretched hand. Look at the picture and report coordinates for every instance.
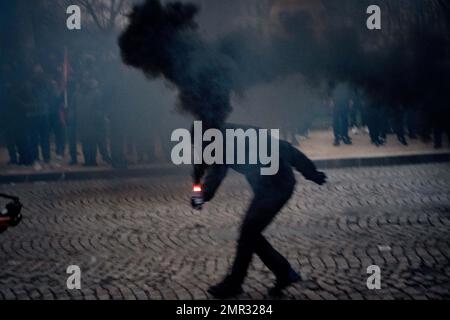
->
[309,171,327,185]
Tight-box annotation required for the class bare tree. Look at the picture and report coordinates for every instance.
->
[58,0,132,33]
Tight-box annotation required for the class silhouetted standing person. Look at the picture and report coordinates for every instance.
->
[192,124,327,298]
[11,81,34,165]
[391,107,408,146]
[76,75,111,166]
[0,64,19,165]
[366,101,385,146]
[431,104,450,149]
[331,84,352,146]
[104,63,127,169]
[48,77,66,159]
[405,109,419,139]
[67,79,78,165]
[28,64,51,165]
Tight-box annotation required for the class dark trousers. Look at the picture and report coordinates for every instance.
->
[418,110,432,141]
[136,140,156,163]
[367,106,383,143]
[432,109,450,147]
[379,108,389,139]
[81,139,110,165]
[349,107,359,128]
[81,121,111,166]
[392,110,406,140]
[110,117,127,168]
[68,121,77,163]
[5,123,32,165]
[17,132,32,165]
[361,104,370,127]
[29,115,50,163]
[81,140,97,165]
[333,107,349,141]
[49,111,66,157]
[97,125,111,163]
[405,110,418,138]
[5,129,19,163]
[229,187,294,285]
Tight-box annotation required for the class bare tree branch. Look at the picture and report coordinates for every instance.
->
[56,0,132,33]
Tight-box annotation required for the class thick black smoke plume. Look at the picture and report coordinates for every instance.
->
[120,0,450,127]
[119,0,234,128]
[272,0,450,111]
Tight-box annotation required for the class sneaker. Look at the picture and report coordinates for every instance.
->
[371,139,380,147]
[398,136,408,146]
[352,126,359,135]
[102,157,112,165]
[333,139,341,147]
[33,162,43,171]
[208,277,243,299]
[343,137,353,145]
[268,269,301,297]
[83,162,98,167]
[364,126,370,134]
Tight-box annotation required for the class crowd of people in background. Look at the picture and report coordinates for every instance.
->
[327,83,450,149]
[0,54,167,171]
[0,62,60,169]
[1,58,449,170]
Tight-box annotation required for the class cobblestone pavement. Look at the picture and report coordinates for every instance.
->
[0,164,449,300]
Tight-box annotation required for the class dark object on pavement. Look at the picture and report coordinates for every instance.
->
[0,194,23,234]
[191,185,205,211]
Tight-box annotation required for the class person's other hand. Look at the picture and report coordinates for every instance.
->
[310,171,327,185]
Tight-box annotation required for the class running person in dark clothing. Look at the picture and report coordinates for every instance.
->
[192,124,327,298]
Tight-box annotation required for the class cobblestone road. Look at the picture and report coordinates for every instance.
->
[0,164,449,300]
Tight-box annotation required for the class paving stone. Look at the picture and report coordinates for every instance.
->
[0,164,449,300]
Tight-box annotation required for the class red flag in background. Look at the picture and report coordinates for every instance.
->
[62,47,70,110]
[57,47,72,126]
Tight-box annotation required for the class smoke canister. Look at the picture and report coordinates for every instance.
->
[192,185,204,210]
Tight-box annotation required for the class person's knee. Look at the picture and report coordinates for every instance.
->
[238,222,260,245]
[240,206,281,239]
